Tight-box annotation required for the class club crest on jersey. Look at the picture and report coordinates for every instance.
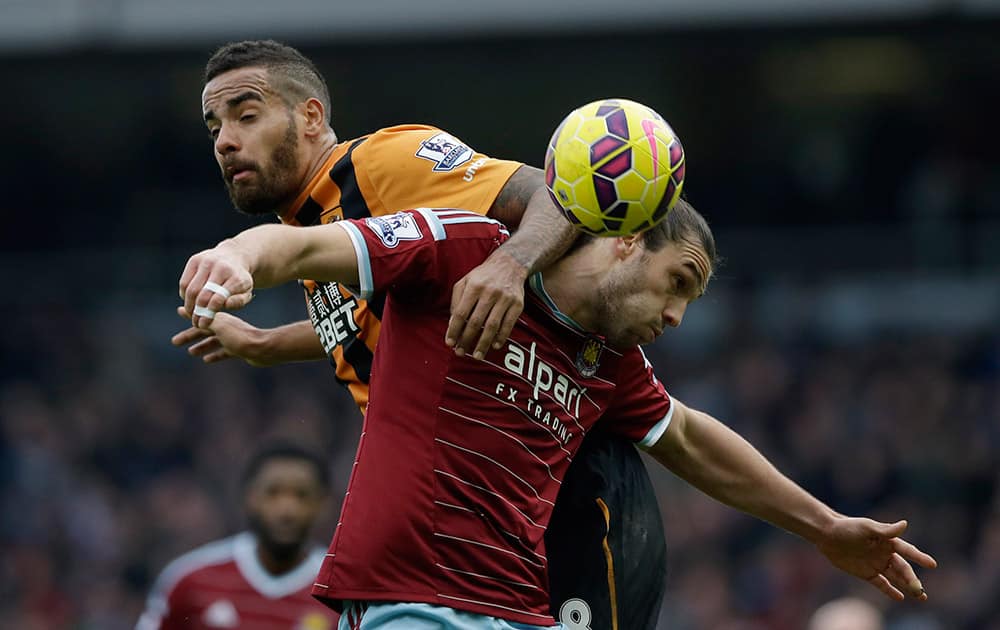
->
[364,212,422,248]
[415,132,474,172]
[576,337,604,377]
[296,612,334,630]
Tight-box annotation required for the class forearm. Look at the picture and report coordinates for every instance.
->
[499,186,578,275]
[487,165,577,277]
[253,320,327,365]
[654,404,838,543]
[220,223,359,288]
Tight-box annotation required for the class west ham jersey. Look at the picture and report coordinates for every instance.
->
[136,532,338,630]
[280,125,521,411]
[310,209,673,625]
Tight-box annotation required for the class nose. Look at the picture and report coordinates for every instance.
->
[663,298,687,328]
[214,122,240,156]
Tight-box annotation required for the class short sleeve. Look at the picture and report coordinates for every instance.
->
[352,125,523,218]
[342,208,510,303]
[602,347,674,449]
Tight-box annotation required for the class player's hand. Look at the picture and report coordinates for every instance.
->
[446,248,527,360]
[816,517,937,602]
[171,307,270,366]
[179,244,255,329]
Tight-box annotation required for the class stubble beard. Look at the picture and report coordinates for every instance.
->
[594,260,644,350]
[225,118,301,216]
[247,512,307,566]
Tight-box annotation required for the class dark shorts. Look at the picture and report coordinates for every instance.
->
[545,429,667,630]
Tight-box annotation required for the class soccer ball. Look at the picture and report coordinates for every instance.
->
[544,98,685,237]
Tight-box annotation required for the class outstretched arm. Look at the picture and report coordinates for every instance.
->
[171,309,325,366]
[647,400,937,602]
[447,165,577,359]
[179,223,359,328]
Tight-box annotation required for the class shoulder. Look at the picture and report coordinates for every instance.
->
[357,124,478,162]
[360,124,449,149]
[352,208,509,247]
[150,533,243,597]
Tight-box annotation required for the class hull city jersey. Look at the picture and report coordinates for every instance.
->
[280,124,521,412]
[546,429,667,630]
[136,532,338,630]
[310,209,674,626]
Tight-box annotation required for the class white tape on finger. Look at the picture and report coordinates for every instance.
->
[203,281,232,299]
[193,306,216,319]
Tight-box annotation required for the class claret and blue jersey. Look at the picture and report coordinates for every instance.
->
[312,208,674,626]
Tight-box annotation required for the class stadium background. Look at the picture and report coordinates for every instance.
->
[1,1,997,627]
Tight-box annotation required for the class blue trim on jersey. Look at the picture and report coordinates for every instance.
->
[340,601,561,629]
[527,273,586,332]
[341,221,374,299]
[415,208,447,240]
[637,404,674,449]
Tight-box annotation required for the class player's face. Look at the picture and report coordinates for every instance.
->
[245,458,325,556]
[595,237,711,349]
[202,67,304,215]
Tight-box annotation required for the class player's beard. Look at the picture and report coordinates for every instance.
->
[594,256,648,350]
[225,116,301,216]
[247,511,308,566]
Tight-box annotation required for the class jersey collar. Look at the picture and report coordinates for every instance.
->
[527,273,587,332]
[279,148,340,226]
[232,531,325,599]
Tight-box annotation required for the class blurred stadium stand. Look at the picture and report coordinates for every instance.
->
[1,1,997,628]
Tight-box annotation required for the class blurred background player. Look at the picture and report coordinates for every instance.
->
[174,39,669,628]
[136,443,338,630]
[807,597,884,630]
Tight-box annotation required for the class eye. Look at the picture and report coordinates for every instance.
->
[674,275,686,292]
[240,113,257,123]
[208,128,220,140]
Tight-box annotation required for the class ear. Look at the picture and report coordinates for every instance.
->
[616,234,642,259]
[300,97,328,138]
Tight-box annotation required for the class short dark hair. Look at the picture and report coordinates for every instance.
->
[204,40,332,123]
[241,441,330,491]
[640,197,718,273]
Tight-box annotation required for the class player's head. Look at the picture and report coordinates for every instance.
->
[579,198,717,349]
[807,597,884,630]
[241,441,329,561]
[202,40,333,215]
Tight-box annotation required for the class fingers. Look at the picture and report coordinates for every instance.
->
[202,348,234,363]
[187,336,222,357]
[456,299,498,360]
[867,573,905,602]
[468,294,524,358]
[446,278,471,349]
[892,536,938,569]
[494,306,521,350]
[181,258,211,319]
[885,552,928,601]
[446,276,525,360]
[881,519,908,538]
[171,326,211,347]
[179,251,254,329]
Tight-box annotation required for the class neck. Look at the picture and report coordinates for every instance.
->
[539,244,610,332]
[275,130,338,217]
[255,541,306,576]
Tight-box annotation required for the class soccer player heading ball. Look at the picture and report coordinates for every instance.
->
[545,98,686,237]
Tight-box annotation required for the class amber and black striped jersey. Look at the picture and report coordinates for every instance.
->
[280,125,522,410]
